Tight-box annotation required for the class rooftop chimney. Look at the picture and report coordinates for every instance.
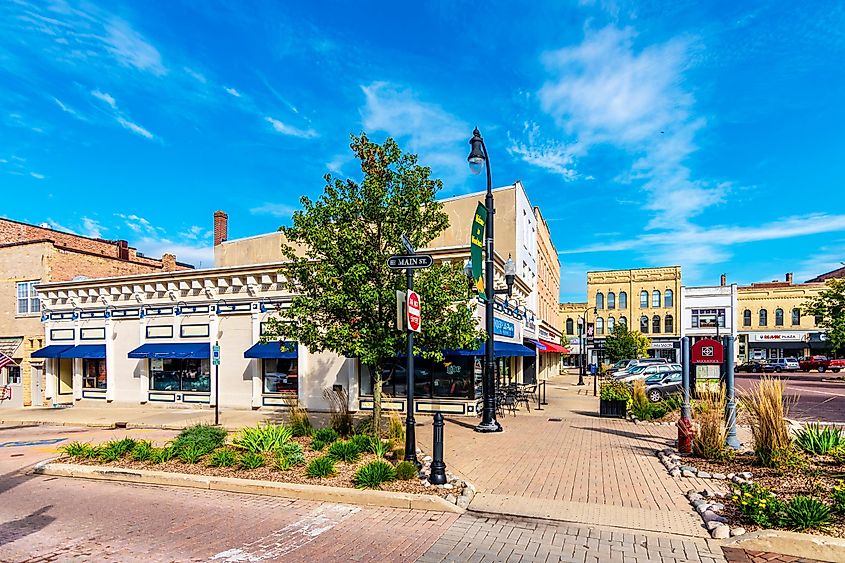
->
[720,274,726,286]
[786,272,793,284]
[162,253,177,272]
[213,211,228,246]
[117,239,129,260]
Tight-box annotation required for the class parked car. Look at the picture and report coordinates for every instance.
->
[616,363,682,383]
[610,358,671,377]
[644,371,683,402]
[736,360,768,373]
[828,359,845,373]
[798,355,832,372]
[609,359,638,372]
[766,358,800,372]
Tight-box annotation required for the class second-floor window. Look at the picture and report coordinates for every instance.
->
[619,316,627,327]
[619,291,627,309]
[640,291,649,308]
[775,308,784,326]
[652,315,661,333]
[596,292,604,309]
[791,308,800,325]
[759,309,768,326]
[664,289,673,308]
[743,309,751,327]
[16,280,40,315]
[607,316,615,333]
[607,292,615,309]
[664,315,674,333]
[652,290,661,308]
[566,318,574,335]
[596,317,604,335]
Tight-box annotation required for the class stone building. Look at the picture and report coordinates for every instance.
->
[559,302,589,366]
[0,218,191,408]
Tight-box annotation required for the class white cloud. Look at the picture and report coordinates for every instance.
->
[102,18,166,76]
[81,216,105,238]
[116,117,154,139]
[264,116,317,139]
[116,213,163,236]
[53,97,85,120]
[134,237,213,268]
[43,218,76,234]
[224,86,241,98]
[507,122,579,180]
[178,225,211,241]
[250,203,299,218]
[91,89,117,110]
[30,172,45,180]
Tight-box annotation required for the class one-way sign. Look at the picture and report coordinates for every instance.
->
[387,254,433,269]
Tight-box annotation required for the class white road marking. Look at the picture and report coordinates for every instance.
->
[209,503,360,562]
[787,386,845,398]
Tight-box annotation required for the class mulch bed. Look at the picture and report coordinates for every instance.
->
[686,451,845,537]
[59,436,434,496]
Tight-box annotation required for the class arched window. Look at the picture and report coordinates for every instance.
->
[759,309,768,326]
[640,291,649,308]
[596,317,604,335]
[619,316,627,327]
[791,308,800,325]
[619,291,627,309]
[775,308,784,326]
[596,292,604,309]
[640,315,649,333]
[607,292,615,309]
[743,309,751,327]
[652,315,661,333]
[566,318,574,335]
[607,316,615,333]
[652,290,661,308]
[664,289,673,308]
[664,315,674,333]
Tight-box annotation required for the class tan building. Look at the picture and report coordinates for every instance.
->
[737,273,827,360]
[559,302,589,366]
[534,207,564,380]
[0,218,192,408]
[586,266,683,362]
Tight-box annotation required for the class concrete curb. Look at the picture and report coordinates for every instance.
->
[33,462,463,514]
[722,529,845,562]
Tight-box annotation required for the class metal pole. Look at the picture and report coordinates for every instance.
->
[429,412,448,484]
[475,136,502,433]
[724,335,740,449]
[577,318,585,386]
[681,336,691,419]
[214,363,219,426]
[405,269,419,465]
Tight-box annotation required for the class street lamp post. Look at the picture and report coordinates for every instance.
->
[468,127,515,433]
[577,307,594,386]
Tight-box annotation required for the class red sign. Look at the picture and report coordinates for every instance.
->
[406,290,421,333]
[691,338,724,364]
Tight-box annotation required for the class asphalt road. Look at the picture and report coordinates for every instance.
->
[735,371,845,422]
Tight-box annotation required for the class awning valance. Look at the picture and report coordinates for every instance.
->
[31,345,74,358]
[443,341,536,358]
[539,339,569,354]
[244,341,298,359]
[128,343,210,359]
[61,345,106,359]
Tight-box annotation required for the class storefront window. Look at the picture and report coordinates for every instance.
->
[82,359,107,389]
[5,366,21,384]
[360,357,475,400]
[263,358,298,394]
[150,358,210,392]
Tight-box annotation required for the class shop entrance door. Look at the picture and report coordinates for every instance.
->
[31,364,42,406]
[523,354,537,384]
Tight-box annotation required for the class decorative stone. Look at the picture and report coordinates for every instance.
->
[709,503,725,512]
[712,473,726,480]
[688,492,703,502]
[443,483,453,489]
[726,473,735,479]
[445,494,457,504]
[730,527,746,537]
[705,521,723,532]
[701,511,728,524]
[682,470,696,478]
[701,489,716,498]
[670,468,681,477]
[423,481,432,488]
[696,504,710,514]
[739,472,753,479]
[423,455,432,462]
[456,495,470,509]
[711,524,731,539]
[698,471,711,479]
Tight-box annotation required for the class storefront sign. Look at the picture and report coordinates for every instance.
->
[470,203,487,299]
[691,338,723,364]
[748,332,805,342]
[212,344,221,366]
[151,358,164,371]
[650,341,675,350]
[493,317,514,338]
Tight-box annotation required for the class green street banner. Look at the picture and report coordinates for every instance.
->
[471,202,487,299]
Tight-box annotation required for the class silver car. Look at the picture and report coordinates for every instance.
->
[616,363,682,383]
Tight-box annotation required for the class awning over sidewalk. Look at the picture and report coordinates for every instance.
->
[60,345,106,359]
[128,343,210,359]
[31,345,74,358]
[539,339,569,354]
[443,341,536,358]
[244,341,298,359]
[524,338,547,351]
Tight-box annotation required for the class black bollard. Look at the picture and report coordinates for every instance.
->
[429,412,448,485]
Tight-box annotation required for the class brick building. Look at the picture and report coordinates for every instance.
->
[0,218,193,408]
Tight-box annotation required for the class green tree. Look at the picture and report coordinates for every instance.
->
[805,279,845,357]
[262,134,483,433]
[603,323,649,362]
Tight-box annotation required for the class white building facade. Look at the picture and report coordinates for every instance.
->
[679,282,739,356]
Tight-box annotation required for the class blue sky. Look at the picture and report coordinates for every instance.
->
[2,1,844,301]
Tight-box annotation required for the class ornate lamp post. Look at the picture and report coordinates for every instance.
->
[467,127,515,433]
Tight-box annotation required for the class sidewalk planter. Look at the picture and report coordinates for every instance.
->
[599,399,627,418]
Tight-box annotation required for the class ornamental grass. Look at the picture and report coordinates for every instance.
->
[742,376,794,467]
[692,387,732,461]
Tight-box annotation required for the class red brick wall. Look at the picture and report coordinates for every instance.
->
[46,246,183,281]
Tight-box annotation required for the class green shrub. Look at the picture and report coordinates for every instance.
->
[770,447,808,475]
[370,438,390,458]
[600,379,631,402]
[795,423,843,455]
[305,456,336,478]
[831,483,845,514]
[274,451,293,471]
[131,440,154,462]
[353,460,396,489]
[208,449,238,468]
[172,424,227,455]
[313,427,339,444]
[310,439,326,452]
[831,445,845,464]
[732,483,784,528]
[178,443,206,464]
[392,447,406,461]
[781,496,831,531]
[274,446,306,471]
[238,452,266,470]
[286,451,306,466]
[387,410,405,443]
[287,400,312,437]
[693,388,733,462]
[395,461,418,480]
[150,447,176,464]
[327,440,361,463]
[232,424,293,453]
[279,442,304,458]
[350,434,373,453]
[60,442,94,459]
[98,438,137,461]
[630,380,651,419]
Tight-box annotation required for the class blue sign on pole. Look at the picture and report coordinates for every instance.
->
[493,317,515,338]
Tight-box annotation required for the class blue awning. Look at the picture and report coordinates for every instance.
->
[244,341,298,359]
[128,343,210,359]
[31,345,73,358]
[442,341,537,358]
[61,345,106,359]
[524,338,547,351]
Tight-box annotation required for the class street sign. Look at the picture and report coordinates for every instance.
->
[406,289,421,332]
[387,255,433,269]
[212,343,221,366]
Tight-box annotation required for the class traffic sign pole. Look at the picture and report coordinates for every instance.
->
[405,267,419,468]
[213,342,221,426]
